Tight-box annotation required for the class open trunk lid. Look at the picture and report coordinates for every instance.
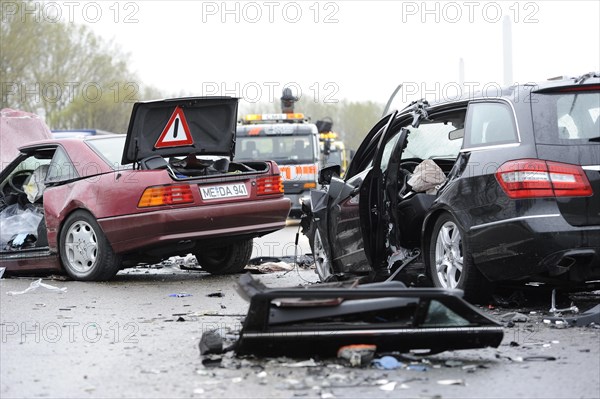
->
[531,85,600,226]
[122,97,238,165]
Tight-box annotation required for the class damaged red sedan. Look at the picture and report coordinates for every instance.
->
[0,98,290,280]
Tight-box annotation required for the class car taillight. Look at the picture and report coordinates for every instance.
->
[138,185,195,207]
[257,175,284,196]
[496,159,593,199]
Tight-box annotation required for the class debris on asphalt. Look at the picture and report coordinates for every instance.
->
[499,312,529,324]
[371,355,403,370]
[245,255,315,274]
[207,292,224,297]
[406,364,429,372]
[6,278,67,295]
[523,356,557,362]
[201,356,222,368]
[244,261,294,274]
[543,304,600,327]
[379,381,397,391]
[338,345,377,367]
[549,288,579,315]
[199,330,224,355]
[437,379,465,386]
[168,293,192,297]
[279,359,320,368]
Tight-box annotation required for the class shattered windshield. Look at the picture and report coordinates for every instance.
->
[402,122,464,160]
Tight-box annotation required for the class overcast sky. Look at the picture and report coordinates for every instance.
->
[68,0,600,109]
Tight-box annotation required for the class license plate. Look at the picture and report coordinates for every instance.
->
[200,183,248,200]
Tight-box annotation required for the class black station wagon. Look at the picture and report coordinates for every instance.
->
[302,73,600,301]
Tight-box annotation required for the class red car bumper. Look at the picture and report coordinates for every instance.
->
[98,197,291,254]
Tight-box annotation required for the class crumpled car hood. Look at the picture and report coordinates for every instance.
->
[0,109,52,172]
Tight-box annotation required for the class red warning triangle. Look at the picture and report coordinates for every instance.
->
[155,106,194,148]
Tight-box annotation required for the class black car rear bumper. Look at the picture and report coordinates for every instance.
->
[468,214,600,282]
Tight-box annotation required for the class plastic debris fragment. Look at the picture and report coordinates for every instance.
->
[371,356,404,370]
[6,279,67,295]
[437,379,465,386]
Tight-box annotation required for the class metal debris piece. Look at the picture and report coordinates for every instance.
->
[338,345,377,367]
[199,330,224,355]
[543,304,600,327]
[550,289,579,315]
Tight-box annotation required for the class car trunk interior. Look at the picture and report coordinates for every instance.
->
[138,155,270,180]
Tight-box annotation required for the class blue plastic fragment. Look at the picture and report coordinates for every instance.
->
[371,356,404,370]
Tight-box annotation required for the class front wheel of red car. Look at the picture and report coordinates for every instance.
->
[195,239,253,275]
[59,210,122,281]
[427,213,490,303]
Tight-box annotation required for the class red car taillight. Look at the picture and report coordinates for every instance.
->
[257,175,284,196]
[138,185,195,207]
[496,159,593,199]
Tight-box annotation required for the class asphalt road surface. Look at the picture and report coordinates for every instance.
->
[1,225,599,398]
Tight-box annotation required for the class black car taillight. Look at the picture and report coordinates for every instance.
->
[496,159,593,199]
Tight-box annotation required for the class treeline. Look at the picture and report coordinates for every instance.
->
[2,0,384,149]
[1,0,161,133]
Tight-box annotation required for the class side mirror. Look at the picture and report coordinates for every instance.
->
[319,164,341,185]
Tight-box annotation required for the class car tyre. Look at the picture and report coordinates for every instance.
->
[195,239,253,275]
[306,220,334,282]
[427,213,490,303]
[59,210,122,281]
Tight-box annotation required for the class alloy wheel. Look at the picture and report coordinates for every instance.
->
[434,220,463,289]
[64,220,99,273]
